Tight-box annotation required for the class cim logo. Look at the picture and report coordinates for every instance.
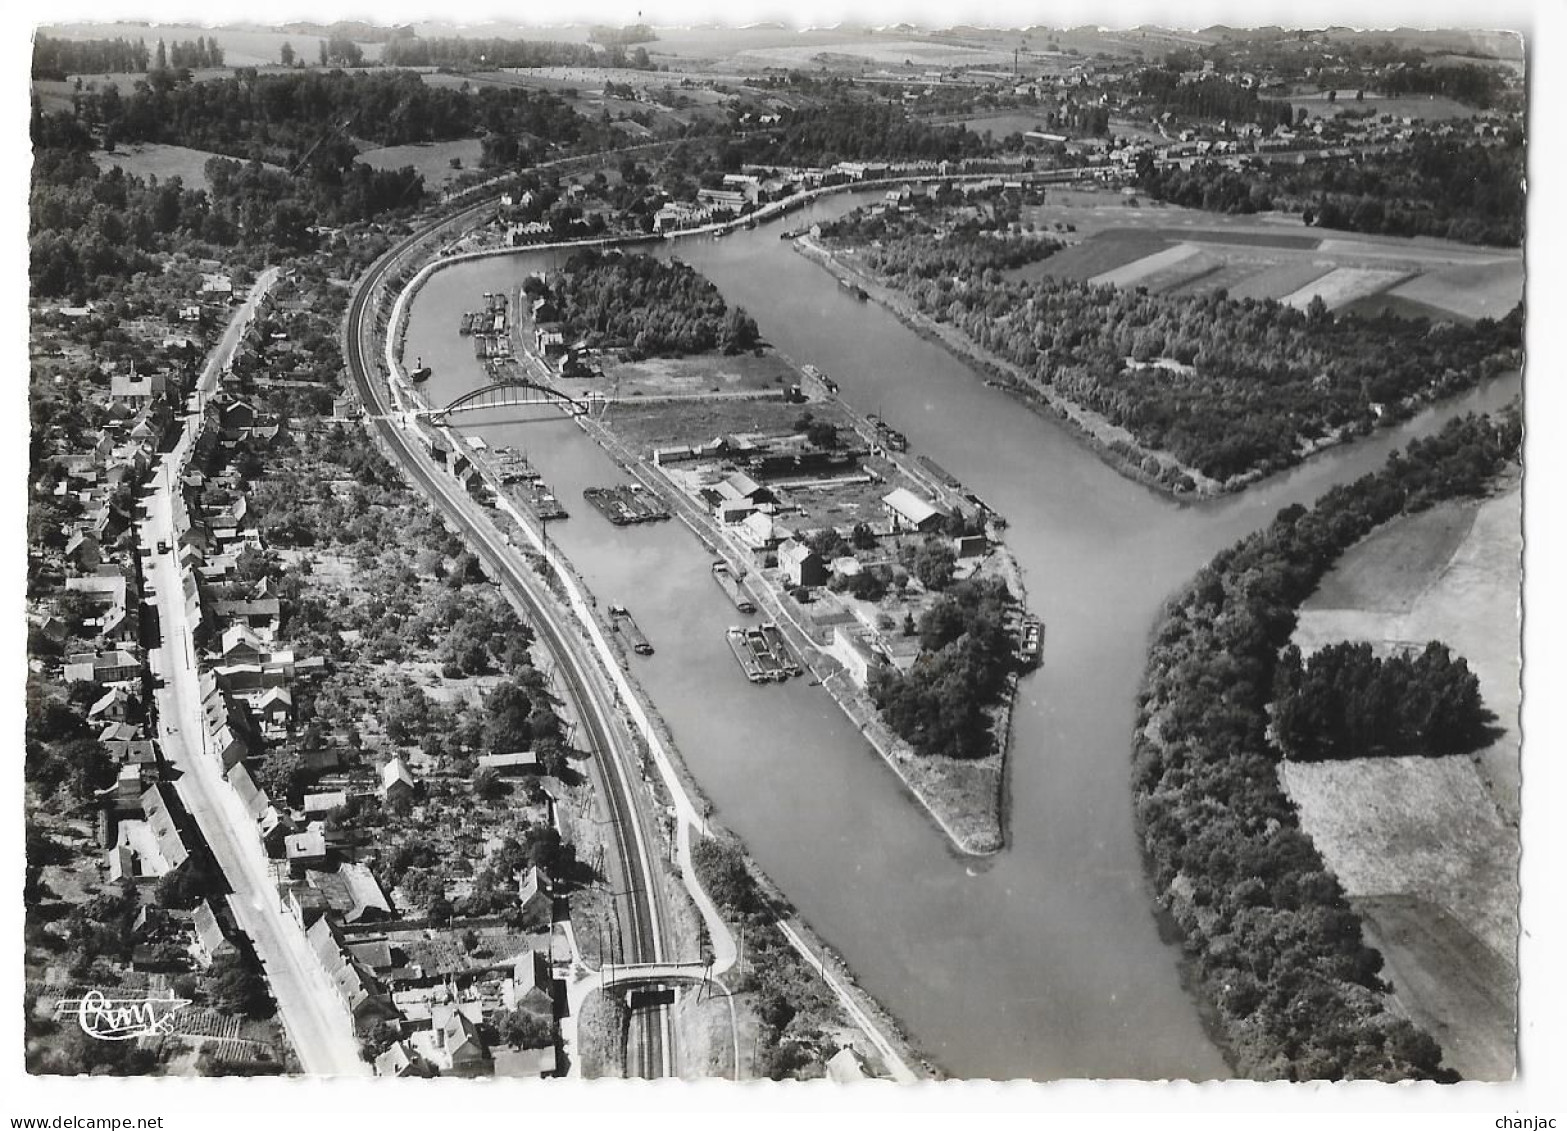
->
[54,990,191,1041]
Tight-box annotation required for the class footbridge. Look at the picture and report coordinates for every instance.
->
[426,380,595,421]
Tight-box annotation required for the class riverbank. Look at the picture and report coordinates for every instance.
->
[792,235,1224,500]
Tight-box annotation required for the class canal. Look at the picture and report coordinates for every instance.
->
[400,195,1521,1080]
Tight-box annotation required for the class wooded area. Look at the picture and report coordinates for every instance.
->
[548,249,760,357]
[1137,135,1526,247]
[824,204,1523,485]
[870,577,1017,760]
[1133,408,1520,1079]
[1271,640,1492,760]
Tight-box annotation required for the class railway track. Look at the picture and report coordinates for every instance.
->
[342,199,674,1077]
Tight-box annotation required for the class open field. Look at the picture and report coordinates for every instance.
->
[600,395,848,457]
[1278,755,1518,1079]
[591,352,800,399]
[1268,92,1481,121]
[1279,266,1411,311]
[1294,483,1522,815]
[92,143,264,191]
[1356,893,1517,1082]
[954,113,1053,138]
[1006,195,1522,321]
[1384,259,1526,322]
[736,38,1013,69]
[356,138,486,187]
[1280,481,1521,1080]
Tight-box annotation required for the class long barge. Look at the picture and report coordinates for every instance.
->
[609,604,653,655]
[711,561,756,614]
[508,480,567,520]
[725,623,800,682]
[583,484,670,525]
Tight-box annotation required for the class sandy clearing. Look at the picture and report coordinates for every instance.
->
[1281,266,1410,310]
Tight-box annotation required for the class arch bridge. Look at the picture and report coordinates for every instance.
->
[429,380,593,421]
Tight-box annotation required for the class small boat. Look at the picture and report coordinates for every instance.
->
[1019,615,1043,667]
[410,357,432,382]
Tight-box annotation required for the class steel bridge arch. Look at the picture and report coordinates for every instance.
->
[433,380,590,420]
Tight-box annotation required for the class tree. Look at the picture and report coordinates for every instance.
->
[910,539,956,591]
[208,954,273,1018]
[154,38,167,70]
[279,42,295,67]
[494,1008,552,1049]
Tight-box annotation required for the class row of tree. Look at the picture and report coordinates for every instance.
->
[33,34,152,78]
[1271,640,1493,760]
[1133,408,1519,1079]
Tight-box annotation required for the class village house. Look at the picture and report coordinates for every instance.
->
[305,916,399,1032]
[380,756,417,806]
[778,539,828,588]
[191,899,238,964]
[828,626,888,689]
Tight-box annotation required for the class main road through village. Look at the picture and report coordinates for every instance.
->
[142,268,370,1076]
[397,190,1521,1079]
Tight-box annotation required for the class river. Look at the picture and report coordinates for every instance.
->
[400,194,1521,1080]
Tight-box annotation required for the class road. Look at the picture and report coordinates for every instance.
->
[343,223,678,1076]
[141,269,370,1077]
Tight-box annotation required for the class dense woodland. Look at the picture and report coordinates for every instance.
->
[1134,408,1520,1079]
[823,190,1062,278]
[733,103,995,167]
[63,69,602,164]
[870,577,1017,760]
[823,205,1523,486]
[546,250,760,357]
[1137,135,1526,247]
[29,114,420,298]
[1129,68,1297,129]
[1271,640,1492,760]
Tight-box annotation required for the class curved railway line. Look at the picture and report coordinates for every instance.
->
[343,199,673,1077]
